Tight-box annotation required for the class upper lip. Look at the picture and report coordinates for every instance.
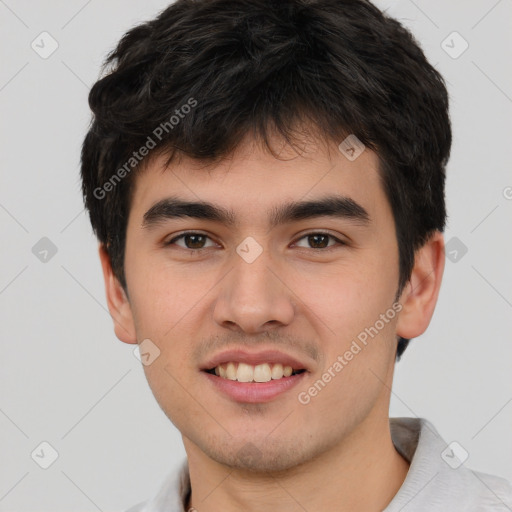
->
[201,348,311,372]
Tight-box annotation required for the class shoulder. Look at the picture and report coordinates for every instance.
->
[453,468,512,510]
[387,417,512,511]
[430,466,512,511]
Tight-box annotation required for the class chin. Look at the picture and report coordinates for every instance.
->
[199,435,315,474]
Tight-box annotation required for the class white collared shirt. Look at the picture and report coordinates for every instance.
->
[126,417,512,511]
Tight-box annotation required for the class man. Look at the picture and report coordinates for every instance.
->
[80,0,512,510]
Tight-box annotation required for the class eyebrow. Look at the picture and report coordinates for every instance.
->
[142,194,370,229]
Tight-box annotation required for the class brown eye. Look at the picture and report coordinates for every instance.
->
[307,234,329,248]
[294,232,344,249]
[166,232,216,249]
[183,234,207,249]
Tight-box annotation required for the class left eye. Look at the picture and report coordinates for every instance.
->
[294,233,344,249]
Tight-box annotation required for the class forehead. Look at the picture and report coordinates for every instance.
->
[129,136,389,226]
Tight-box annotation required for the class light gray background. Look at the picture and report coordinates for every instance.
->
[1,0,511,510]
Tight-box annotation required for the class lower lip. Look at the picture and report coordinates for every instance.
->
[202,371,307,403]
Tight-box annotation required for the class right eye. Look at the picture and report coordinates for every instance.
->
[165,232,218,250]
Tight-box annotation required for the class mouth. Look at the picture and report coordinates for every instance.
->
[200,349,311,403]
[204,362,307,383]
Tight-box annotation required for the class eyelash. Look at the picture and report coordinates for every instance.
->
[165,231,347,251]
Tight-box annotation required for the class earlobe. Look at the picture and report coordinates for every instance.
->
[395,231,445,340]
[98,244,138,344]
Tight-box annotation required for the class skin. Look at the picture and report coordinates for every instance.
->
[100,134,445,512]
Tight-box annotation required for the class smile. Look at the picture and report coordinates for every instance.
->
[205,362,306,383]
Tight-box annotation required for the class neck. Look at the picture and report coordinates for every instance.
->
[184,415,410,512]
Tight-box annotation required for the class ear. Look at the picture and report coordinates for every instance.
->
[98,244,137,344]
[395,231,445,339]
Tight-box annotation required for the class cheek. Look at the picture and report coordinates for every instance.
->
[292,255,398,342]
[124,253,215,383]
[125,248,208,337]
[292,257,399,411]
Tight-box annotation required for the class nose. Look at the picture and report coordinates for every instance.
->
[213,244,295,334]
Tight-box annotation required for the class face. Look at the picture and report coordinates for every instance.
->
[118,136,405,471]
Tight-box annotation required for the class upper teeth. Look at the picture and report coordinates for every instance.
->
[214,362,295,382]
